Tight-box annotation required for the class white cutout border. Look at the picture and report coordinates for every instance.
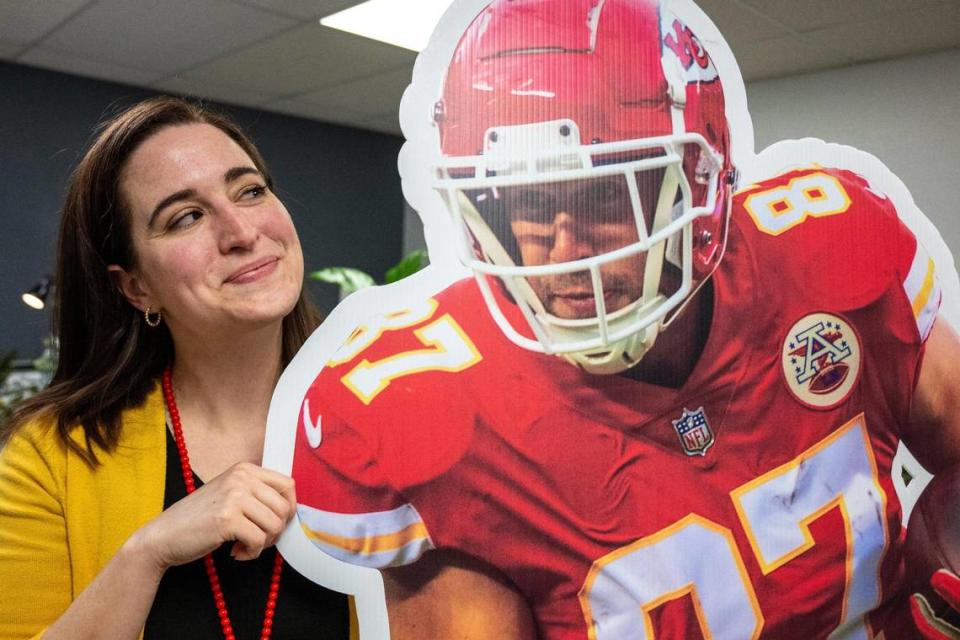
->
[263,2,956,637]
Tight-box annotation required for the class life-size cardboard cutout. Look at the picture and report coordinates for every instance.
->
[263,0,959,637]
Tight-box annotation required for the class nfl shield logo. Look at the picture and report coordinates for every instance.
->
[671,407,715,456]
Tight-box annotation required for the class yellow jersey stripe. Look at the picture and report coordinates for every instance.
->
[911,257,935,320]
[301,520,430,556]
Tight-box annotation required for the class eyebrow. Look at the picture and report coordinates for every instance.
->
[147,165,263,229]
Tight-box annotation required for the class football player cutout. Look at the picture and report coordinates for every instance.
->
[263,0,960,638]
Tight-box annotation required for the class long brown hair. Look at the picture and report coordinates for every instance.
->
[3,97,320,464]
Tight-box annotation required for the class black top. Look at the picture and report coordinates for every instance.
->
[144,428,350,639]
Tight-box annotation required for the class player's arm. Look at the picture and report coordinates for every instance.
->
[903,316,960,638]
[383,549,537,640]
[904,317,960,473]
[294,392,533,637]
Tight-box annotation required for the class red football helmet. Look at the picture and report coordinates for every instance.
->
[432,0,737,373]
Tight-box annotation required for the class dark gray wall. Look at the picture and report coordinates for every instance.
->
[0,61,404,360]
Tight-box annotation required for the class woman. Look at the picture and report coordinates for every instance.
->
[0,97,352,639]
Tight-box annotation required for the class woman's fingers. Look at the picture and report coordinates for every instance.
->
[252,466,298,513]
[139,463,298,568]
[227,476,297,560]
[222,463,296,518]
[211,466,296,550]
[228,517,271,561]
[239,494,286,542]
[250,478,297,524]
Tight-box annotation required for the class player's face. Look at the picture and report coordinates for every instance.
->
[118,123,304,338]
[506,174,660,319]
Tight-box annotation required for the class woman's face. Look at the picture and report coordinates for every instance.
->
[115,123,304,340]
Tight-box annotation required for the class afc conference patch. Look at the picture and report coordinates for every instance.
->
[781,312,861,410]
[671,407,715,456]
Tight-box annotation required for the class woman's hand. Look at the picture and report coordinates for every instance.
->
[128,462,297,573]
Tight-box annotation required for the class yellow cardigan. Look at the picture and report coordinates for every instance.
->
[0,385,166,640]
[0,384,356,640]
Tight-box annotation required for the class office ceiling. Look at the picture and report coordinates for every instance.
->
[1,0,957,135]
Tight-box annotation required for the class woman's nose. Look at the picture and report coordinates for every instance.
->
[217,204,259,253]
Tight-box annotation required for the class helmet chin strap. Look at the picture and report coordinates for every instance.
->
[561,321,660,374]
[558,168,681,375]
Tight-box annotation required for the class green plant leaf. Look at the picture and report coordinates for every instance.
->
[385,250,428,284]
[0,351,15,388]
[33,335,58,375]
[0,341,54,429]
[0,351,18,428]
[309,267,376,296]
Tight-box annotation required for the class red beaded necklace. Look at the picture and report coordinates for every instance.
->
[162,367,283,640]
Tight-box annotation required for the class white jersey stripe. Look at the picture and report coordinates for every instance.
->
[297,502,434,568]
[903,244,940,341]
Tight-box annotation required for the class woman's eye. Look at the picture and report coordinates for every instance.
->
[241,184,267,199]
[170,210,202,230]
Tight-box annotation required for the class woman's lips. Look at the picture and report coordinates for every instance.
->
[225,257,279,284]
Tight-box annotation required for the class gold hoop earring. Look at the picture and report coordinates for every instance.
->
[145,306,162,328]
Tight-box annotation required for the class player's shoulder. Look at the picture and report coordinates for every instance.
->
[733,165,902,238]
[299,277,492,454]
[310,277,485,385]
[729,165,916,304]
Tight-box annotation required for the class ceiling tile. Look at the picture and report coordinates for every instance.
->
[19,46,161,86]
[261,96,372,128]
[232,0,358,20]
[801,4,960,63]
[152,75,276,108]
[182,23,415,97]
[694,0,790,44]
[740,0,948,34]
[0,0,90,45]
[734,34,852,81]
[1,0,953,138]
[41,0,296,75]
[296,65,412,117]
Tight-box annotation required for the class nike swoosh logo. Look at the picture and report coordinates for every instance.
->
[302,399,322,448]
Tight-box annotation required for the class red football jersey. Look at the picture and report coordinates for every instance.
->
[291,167,941,639]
